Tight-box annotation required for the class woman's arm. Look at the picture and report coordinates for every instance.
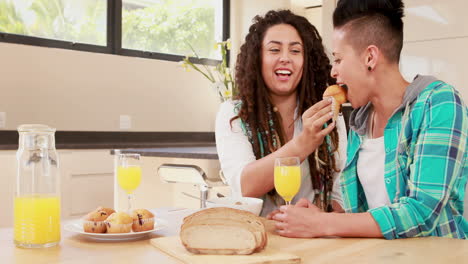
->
[215,101,257,197]
[240,99,335,197]
[271,203,382,238]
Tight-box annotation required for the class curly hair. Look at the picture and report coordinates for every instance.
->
[232,10,339,211]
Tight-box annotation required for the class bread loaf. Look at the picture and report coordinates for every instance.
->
[180,207,267,255]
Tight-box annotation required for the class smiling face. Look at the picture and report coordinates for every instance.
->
[330,28,372,108]
[261,24,304,97]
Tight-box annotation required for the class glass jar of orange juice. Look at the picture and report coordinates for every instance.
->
[14,124,61,248]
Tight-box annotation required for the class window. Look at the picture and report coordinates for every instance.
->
[0,0,230,63]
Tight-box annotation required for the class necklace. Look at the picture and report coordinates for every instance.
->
[372,111,377,138]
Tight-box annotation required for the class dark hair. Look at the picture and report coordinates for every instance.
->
[233,10,338,211]
[333,0,405,62]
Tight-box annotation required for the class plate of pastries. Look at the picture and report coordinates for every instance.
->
[65,206,167,241]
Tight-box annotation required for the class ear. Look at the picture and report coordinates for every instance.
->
[364,45,379,71]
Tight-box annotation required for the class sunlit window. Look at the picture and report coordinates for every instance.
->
[122,0,224,60]
[0,0,107,45]
[0,0,229,62]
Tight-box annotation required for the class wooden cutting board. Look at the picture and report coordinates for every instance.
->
[150,236,301,264]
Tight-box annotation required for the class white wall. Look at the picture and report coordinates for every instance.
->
[230,0,291,69]
[291,0,323,17]
[0,0,291,132]
[400,0,468,101]
[321,0,337,56]
[0,43,220,131]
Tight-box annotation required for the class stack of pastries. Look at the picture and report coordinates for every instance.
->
[83,206,155,233]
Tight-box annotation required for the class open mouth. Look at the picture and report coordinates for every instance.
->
[275,69,292,78]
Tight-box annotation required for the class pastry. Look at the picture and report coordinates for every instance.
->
[105,212,133,233]
[131,209,155,232]
[323,84,347,121]
[96,206,115,216]
[83,209,110,233]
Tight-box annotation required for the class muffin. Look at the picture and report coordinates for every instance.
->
[83,209,111,233]
[105,212,133,233]
[131,209,155,232]
[323,84,348,122]
[96,206,115,216]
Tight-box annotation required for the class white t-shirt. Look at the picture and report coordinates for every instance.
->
[356,111,391,209]
[215,100,348,216]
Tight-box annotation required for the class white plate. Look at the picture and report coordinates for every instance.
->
[64,218,168,241]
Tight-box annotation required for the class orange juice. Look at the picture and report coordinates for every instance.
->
[274,166,301,202]
[117,166,142,194]
[14,195,61,247]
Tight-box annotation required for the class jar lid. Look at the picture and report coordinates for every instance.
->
[17,124,56,133]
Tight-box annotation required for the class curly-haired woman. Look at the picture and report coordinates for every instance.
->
[215,10,348,216]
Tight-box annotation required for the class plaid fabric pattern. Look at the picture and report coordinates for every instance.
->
[341,81,468,239]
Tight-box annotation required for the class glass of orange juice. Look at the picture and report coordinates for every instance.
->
[274,157,301,205]
[117,153,142,212]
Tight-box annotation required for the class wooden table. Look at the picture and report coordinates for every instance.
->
[2,208,468,264]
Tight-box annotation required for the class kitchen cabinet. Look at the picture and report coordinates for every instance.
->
[0,151,16,228]
[59,150,114,219]
[0,149,114,228]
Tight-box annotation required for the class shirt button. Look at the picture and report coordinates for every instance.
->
[385,179,391,184]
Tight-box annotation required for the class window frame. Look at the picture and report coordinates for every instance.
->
[0,0,230,65]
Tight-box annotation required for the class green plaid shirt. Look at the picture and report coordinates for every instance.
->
[341,80,468,239]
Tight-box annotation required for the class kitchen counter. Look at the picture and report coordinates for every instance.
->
[113,146,218,160]
[2,208,468,264]
[0,131,215,150]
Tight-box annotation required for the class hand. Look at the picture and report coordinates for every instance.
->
[295,198,314,208]
[293,98,335,156]
[266,209,280,220]
[266,198,312,220]
[270,203,327,238]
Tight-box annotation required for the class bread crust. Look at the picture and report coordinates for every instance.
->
[180,207,268,255]
[183,207,267,250]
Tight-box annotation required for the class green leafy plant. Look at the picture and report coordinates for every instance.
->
[179,39,236,102]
